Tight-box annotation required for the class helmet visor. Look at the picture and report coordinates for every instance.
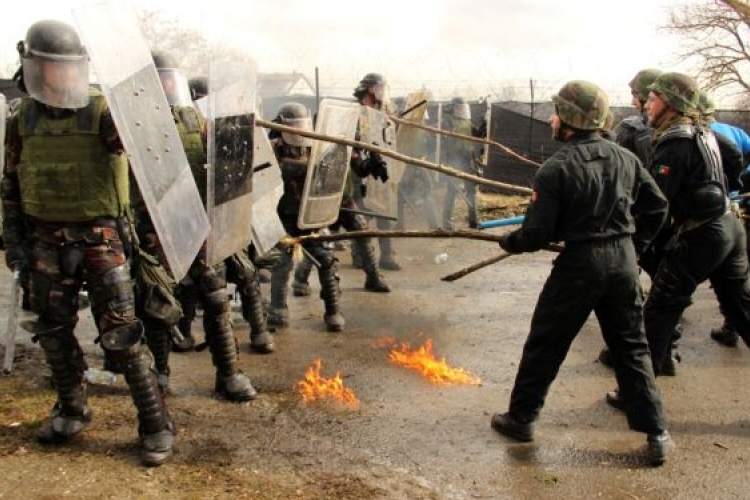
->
[23,52,89,109]
[280,116,313,147]
[452,103,471,120]
[157,68,193,108]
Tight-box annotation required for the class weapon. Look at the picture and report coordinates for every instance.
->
[3,268,21,374]
[399,99,428,118]
[340,207,399,221]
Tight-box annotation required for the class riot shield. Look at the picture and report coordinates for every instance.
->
[250,126,285,256]
[73,2,209,282]
[0,93,5,175]
[358,106,402,218]
[205,57,259,265]
[298,99,359,229]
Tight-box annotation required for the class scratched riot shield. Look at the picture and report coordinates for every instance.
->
[298,99,360,229]
[358,106,402,218]
[250,126,285,256]
[73,2,209,282]
[205,56,258,265]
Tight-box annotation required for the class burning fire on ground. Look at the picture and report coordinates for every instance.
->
[297,358,359,408]
[379,336,482,385]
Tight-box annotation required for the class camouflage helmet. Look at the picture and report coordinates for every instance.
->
[628,68,663,102]
[648,72,699,114]
[697,90,715,118]
[552,80,610,130]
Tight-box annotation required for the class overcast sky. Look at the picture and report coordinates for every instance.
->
[2,0,700,105]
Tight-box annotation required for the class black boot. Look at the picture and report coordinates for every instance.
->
[206,308,257,402]
[319,257,345,332]
[355,238,390,293]
[37,326,92,444]
[710,320,739,348]
[490,412,534,442]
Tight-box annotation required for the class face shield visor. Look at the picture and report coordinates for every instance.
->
[452,103,471,120]
[157,68,193,107]
[280,115,314,147]
[23,50,89,109]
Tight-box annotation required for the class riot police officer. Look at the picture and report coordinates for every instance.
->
[491,80,673,466]
[614,68,662,166]
[2,20,174,466]
[441,96,479,229]
[267,102,345,332]
[152,50,259,396]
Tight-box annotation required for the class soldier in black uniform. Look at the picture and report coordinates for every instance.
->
[490,80,673,466]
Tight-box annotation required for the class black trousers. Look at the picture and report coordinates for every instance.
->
[646,213,750,368]
[508,237,666,435]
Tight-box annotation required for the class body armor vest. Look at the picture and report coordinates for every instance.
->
[173,106,207,204]
[620,115,653,166]
[17,91,129,222]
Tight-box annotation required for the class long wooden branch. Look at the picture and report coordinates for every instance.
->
[284,228,508,245]
[389,115,542,168]
[256,119,533,196]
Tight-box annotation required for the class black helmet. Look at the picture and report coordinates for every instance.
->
[151,50,178,70]
[448,97,471,120]
[151,51,191,107]
[188,76,208,101]
[276,102,313,147]
[20,20,85,59]
[18,20,89,109]
[353,72,387,106]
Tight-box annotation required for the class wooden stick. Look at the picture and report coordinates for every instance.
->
[389,115,542,168]
[286,228,510,245]
[256,119,533,196]
[441,253,514,282]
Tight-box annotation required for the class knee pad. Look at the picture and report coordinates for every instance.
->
[89,263,136,315]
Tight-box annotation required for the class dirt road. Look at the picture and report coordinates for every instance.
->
[1,229,750,499]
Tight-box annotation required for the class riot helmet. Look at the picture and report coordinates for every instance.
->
[353,72,388,108]
[629,68,663,103]
[449,97,471,120]
[648,72,699,114]
[188,76,209,101]
[276,102,313,147]
[152,50,192,107]
[552,80,610,131]
[18,20,89,109]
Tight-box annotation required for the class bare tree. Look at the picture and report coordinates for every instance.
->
[664,0,750,98]
[138,10,212,78]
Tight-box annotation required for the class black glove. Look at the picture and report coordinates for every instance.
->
[498,234,517,254]
[365,154,389,183]
[4,244,26,271]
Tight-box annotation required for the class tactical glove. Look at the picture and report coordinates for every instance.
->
[365,154,389,183]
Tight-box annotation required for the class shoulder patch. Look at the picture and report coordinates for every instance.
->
[657,165,670,176]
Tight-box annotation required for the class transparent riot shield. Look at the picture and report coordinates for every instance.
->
[298,99,360,229]
[250,126,285,256]
[358,106,402,218]
[205,57,259,265]
[0,93,5,174]
[73,2,209,282]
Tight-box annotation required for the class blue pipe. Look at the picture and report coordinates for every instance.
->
[478,215,525,229]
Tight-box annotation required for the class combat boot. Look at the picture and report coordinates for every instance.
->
[644,430,674,466]
[598,347,614,368]
[37,395,93,444]
[379,255,402,271]
[292,280,311,297]
[267,307,290,328]
[605,388,625,411]
[365,275,391,293]
[215,372,257,402]
[139,418,177,467]
[250,330,275,354]
[710,321,739,348]
[378,237,401,270]
[325,312,346,332]
[490,412,534,442]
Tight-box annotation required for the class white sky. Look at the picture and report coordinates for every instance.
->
[1,0,702,105]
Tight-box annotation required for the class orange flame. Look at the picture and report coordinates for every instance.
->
[297,358,359,408]
[387,338,481,385]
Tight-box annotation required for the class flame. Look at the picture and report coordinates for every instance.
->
[387,338,481,385]
[297,358,359,408]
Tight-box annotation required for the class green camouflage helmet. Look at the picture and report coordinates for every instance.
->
[553,80,610,130]
[648,72,699,114]
[697,90,715,118]
[628,68,663,102]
